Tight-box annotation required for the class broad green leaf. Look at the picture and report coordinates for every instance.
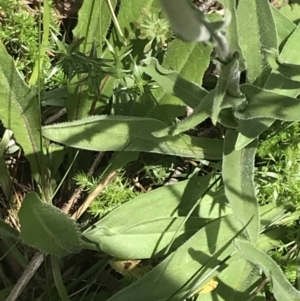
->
[0,42,43,179]
[266,48,300,81]
[278,0,300,23]
[223,130,259,244]
[198,259,264,301]
[271,6,296,46]
[73,0,117,54]
[19,192,82,257]
[277,23,300,81]
[237,0,277,86]
[42,115,224,159]
[235,73,300,149]
[235,22,300,149]
[83,176,231,258]
[235,84,300,121]
[141,57,208,108]
[115,0,159,40]
[163,39,212,85]
[147,88,187,122]
[235,240,300,301]
[106,215,244,301]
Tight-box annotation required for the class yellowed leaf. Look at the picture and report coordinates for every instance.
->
[195,279,218,295]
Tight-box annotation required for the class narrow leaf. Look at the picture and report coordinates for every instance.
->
[237,0,277,86]
[73,0,117,54]
[235,240,300,301]
[42,115,224,159]
[218,0,245,69]
[211,52,241,125]
[223,130,259,244]
[19,192,82,257]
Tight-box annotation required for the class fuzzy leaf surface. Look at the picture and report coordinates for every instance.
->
[106,215,244,301]
[237,0,277,86]
[223,130,259,244]
[83,176,231,258]
[235,240,300,301]
[235,84,300,121]
[0,43,42,179]
[198,259,264,301]
[19,192,82,257]
[42,115,223,159]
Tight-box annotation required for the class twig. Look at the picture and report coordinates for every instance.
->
[44,108,67,125]
[246,278,269,301]
[71,171,117,220]
[62,152,104,214]
[6,252,44,301]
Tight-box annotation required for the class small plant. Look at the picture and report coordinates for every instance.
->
[135,8,173,53]
[74,170,140,218]
[0,0,62,86]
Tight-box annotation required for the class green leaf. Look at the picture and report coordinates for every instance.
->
[82,176,231,258]
[65,78,92,121]
[141,57,208,108]
[271,6,296,46]
[235,84,300,121]
[152,89,214,138]
[235,240,300,301]
[235,72,300,150]
[211,53,241,125]
[235,22,300,149]
[277,23,300,81]
[0,42,43,179]
[0,220,19,240]
[106,215,244,301]
[152,90,246,138]
[218,0,245,69]
[278,0,300,24]
[237,0,277,86]
[42,115,224,159]
[163,39,212,85]
[198,259,264,301]
[0,129,13,200]
[19,192,82,257]
[73,0,117,54]
[115,0,159,40]
[223,130,259,244]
